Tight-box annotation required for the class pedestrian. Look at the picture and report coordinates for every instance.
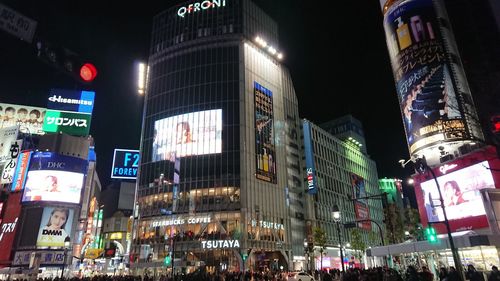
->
[466,265,485,281]
[488,266,500,281]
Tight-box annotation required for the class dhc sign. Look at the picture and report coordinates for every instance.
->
[111,149,139,180]
[177,0,226,18]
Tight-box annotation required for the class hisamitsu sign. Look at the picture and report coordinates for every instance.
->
[111,149,139,180]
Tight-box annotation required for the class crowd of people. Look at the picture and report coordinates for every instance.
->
[6,265,500,281]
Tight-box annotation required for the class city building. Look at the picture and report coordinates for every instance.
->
[132,0,304,275]
[302,118,385,270]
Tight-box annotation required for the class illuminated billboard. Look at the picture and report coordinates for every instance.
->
[420,161,493,221]
[254,82,276,183]
[36,207,74,248]
[351,173,371,230]
[0,192,22,263]
[111,149,139,180]
[0,103,46,135]
[383,0,483,164]
[153,109,222,160]
[22,152,87,204]
[42,109,92,136]
[10,151,32,191]
[47,89,95,114]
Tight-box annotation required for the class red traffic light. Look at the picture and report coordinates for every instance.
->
[80,63,98,82]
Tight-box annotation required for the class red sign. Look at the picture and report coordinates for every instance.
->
[414,146,500,233]
[0,192,22,264]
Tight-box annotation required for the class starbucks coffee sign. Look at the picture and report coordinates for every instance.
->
[201,240,240,249]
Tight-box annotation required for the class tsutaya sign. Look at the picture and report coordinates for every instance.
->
[177,0,226,18]
[201,240,240,249]
[251,219,284,230]
[151,216,211,227]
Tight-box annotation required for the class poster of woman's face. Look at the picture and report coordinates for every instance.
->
[36,207,74,248]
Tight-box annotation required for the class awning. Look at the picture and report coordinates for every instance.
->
[367,234,500,257]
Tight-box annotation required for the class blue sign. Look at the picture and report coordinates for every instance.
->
[29,151,88,174]
[303,121,317,194]
[111,149,139,180]
[47,89,95,114]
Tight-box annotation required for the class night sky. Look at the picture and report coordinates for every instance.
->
[0,1,415,200]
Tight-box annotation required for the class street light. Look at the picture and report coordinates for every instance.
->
[303,239,308,271]
[61,236,71,279]
[332,205,345,272]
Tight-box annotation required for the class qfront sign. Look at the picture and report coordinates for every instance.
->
[201,240,240,249]
[47,89,95,114]
[177,0,226,18]
[111,149,139,180]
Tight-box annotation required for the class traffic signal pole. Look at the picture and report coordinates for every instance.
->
[427,167,464,281]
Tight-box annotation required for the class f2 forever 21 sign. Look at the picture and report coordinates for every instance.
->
[111,149,139,180]
[177,0,226,18]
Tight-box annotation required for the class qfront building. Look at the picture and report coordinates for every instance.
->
[132,0,304,275]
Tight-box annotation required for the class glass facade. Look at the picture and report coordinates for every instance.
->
[133,0,301,274]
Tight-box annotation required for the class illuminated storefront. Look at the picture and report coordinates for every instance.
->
[132,0,304,275]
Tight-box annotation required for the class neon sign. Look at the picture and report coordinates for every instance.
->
[177,0,226,18]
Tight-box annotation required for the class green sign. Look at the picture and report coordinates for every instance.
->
[164,255,171,266]
[43,110,91,136]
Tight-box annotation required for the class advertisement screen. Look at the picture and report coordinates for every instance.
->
[254,82,277,183]
[351,174,371,230]
[383,0,480,157]
[47,88,95,114]
[36,207,74,248]
[111,149,139,180]
[153,109,222,161]
[0,103,46,135]
[420,161,494,223]
[0,192,22,263]
[22,152,87,204]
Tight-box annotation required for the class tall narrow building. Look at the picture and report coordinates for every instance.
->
[132,0,304,275]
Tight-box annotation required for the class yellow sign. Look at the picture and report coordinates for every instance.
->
[84,248,103,259]
[109,232,123,240]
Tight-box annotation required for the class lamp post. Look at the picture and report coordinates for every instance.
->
[61,236,71,279]
[332,205,345,272]
[303,240,308,272]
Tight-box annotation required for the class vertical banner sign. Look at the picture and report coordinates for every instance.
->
[11,151,32,191]
[1,140,22,184]
[254,82,277,183]
[0,126,19,163]
[351,173,371,230]
[303,121,317,195]
[383,0,483,160]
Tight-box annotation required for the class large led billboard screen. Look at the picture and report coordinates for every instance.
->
[36,207,74,248]
[22,152,87,204]
[420,161,494,222]
[254,82,277,183]
[152,109,222,161]
[0,103,46,135]
[383,0,483,164]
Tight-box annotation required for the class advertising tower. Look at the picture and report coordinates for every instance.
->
[133,0,303,274]
[382,0,484,167]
